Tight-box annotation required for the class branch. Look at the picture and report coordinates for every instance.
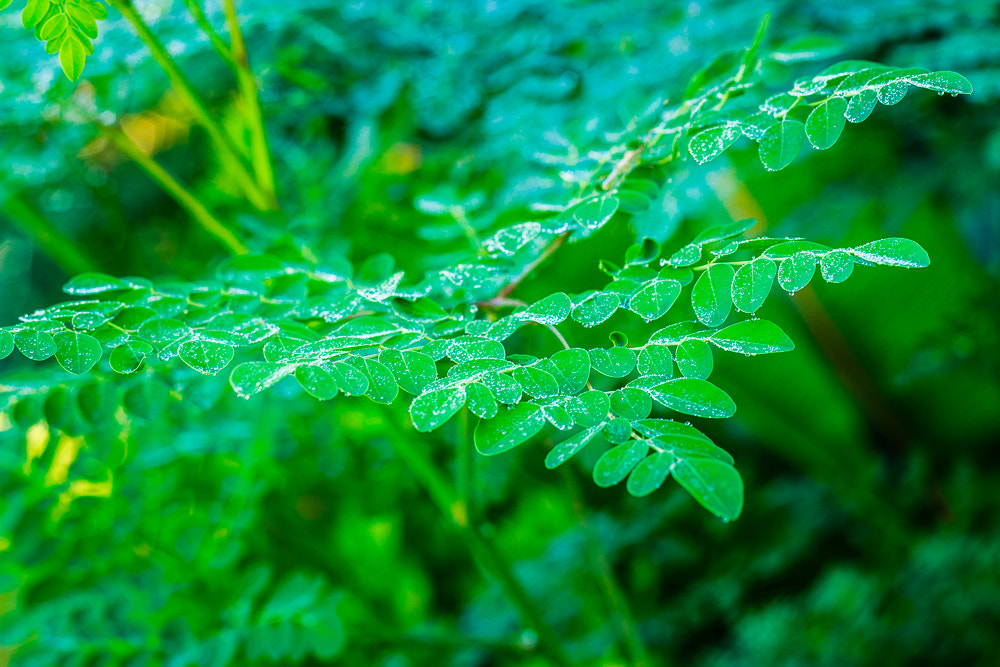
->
[223,0,278,202]
[108,0,276,211]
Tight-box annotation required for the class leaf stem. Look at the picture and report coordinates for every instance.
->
[497,231,569,300]
[559,468,651,667]
[107,0,275,211]
[386,422,574,667]
[181,0,237,70]
[102,125,249,255]
[223,0,278,202]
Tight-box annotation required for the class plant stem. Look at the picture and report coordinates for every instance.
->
[387,423,574,667]
[102,125,249,255]
[560,468,650,666]
[108,0,275,211]
[1,192,98,275]
[497,231,569,300]
[181,0,237,71]
[456,407,475,527]
[223,0,278,202]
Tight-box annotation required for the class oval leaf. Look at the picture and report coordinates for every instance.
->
[672,457,744,521]
[475,403,545,455]
[593,441,648,488]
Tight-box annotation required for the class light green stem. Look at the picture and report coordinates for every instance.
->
[181,0,237,70]
[103,126,248,255]
[223,0,278,202]
[108,0,275,211]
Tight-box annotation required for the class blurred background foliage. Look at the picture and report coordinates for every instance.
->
[1,0,999,665]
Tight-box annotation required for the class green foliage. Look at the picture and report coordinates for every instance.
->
[1,2,996,666]
[7,0,108,80]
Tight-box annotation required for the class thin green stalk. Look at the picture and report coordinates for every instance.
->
[223,0,278,201]
[560,468,651,667]
[103,126,248,255]
[1,192,98,275]
[107,0,275,211]
[386,421,574,667]
[456,407,475,527]
[181,0,237,71]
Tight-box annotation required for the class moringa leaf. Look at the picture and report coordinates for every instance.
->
[758,120,805,171]
[731,258,776,313]
[805,97,848,149]
[593,440,648,487]
[53,331,102,375]
[691,264,734,327]
[672,456,744,521]
[475,403,545,455]
[675,339,714,379]
[410,386,467,432]
[545,426,603,469]
[709,320,794,355]
[645,378,737,418]
[849,238,930,268]
[626,452,675,497]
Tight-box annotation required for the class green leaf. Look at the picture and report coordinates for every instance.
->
[466,383,498,419]
[731,258,776,313]
[777,251,816,292]
[518,293,572,325]
[350,358,398,404]
[906,71,973,96]
[109,341,152,374]
[39,13,68,41]
[541,403,574,430]
[22,0,50,28]
[602,417,633,443]
[849,238,930,268]
[475,403,545,455]
[295,365,339,400]
[688,122,742,164]
[14,329,56,361]
[672,457,744,520]
[758,120,805,171]
[410,386,467,432]
[379,349,437,394]
[230,362,295,399]
[573,197,619,231]
[63,272,128,295]
[59,34,87,81]
[545,426,603,469]
[178,339,235,375]
[513,366,560,398]
[593,441,648,488]
[845,88,877,123]
[710,320,794,355]
[636,344,673,377]
[53,330,102,374]
[138,318,191,346]
[572,291,620,327]
[805,97,848,149]
[628,279,681,321]
[646,378,737,418]
[588,347,636,378]
[0,330,14,360]
[820,250,855,282]
[329,362,369,396]
[550,348,591,394]
[481,372,523,404]
[675,339,713,379]
[626,452,674,497]
[610,389,652,420]
[448,338,506,363]
[568,390,611,427]
[691,264,734,327]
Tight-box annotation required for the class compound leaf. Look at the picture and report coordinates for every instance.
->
[672,456,744,520]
